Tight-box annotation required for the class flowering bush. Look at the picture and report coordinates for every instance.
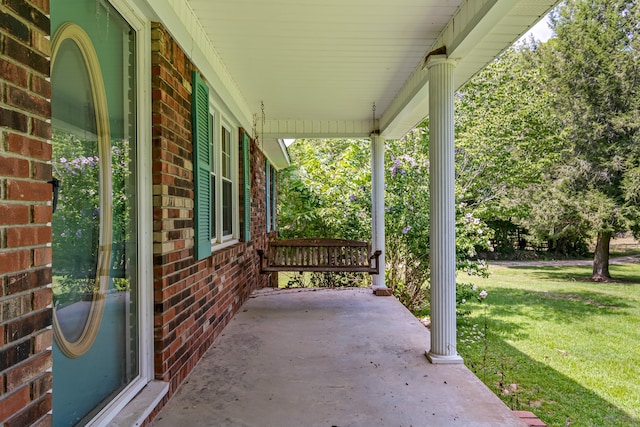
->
[456,283,488,316]
[386,125,493,311]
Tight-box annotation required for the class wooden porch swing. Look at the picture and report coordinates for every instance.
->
[257,238,381,275]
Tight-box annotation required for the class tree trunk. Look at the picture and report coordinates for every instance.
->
[592,231,612,281]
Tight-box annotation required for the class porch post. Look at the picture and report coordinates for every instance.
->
[425,55,463,364]
[371,133,390,296]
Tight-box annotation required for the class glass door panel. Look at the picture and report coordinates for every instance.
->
[51,1,138,425]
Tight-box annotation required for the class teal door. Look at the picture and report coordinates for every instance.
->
[50,1,139,425]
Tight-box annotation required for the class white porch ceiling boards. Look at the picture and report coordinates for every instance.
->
[184,0,557,164]
[188,0,459,123]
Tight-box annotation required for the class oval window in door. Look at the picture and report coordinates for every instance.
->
[51,23,113,358]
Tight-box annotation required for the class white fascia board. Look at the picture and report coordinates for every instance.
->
[143,0,253,133]
[260,138,290,171]
[380,0,502,139]
[380,0,557,140]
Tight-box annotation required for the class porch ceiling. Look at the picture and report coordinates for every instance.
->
[185,0,557,165]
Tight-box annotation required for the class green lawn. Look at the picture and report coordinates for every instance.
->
[458,262,640,427]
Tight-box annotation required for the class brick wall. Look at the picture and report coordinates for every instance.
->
[0,1,53,426]
[149,23,273,420]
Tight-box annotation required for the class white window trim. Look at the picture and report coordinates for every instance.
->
[209,104,240,250]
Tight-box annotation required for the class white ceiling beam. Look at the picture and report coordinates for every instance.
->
[262,119,374,140]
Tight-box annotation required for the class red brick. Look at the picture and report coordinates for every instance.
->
[5,352,51,392]
[6,180,50,202]
[32,370,52,399]
[30,117,50,139]
[0,325,4,346]
[6,86,49,117]
[30,29,50,57]
[4,0,49,34]
[0,9,31,42]
[0,155,30,178]
[7,134,51,161]
[33,329,51,352]
[0,107,28,133]
[27,0,50,15]
[0,294,31,322]
[31,413,52,427]
[32,205,51,224]
[30,74,50,99]
[0,386,30,422]
[5,309,51,343]
[32,287,51,310]
[0,339,31,372]
[0,59,29,88]
[4,393,52,427]
[0,204,30,226]
[6,225,50,247]
[3,37,49,76]
[6,268,50,294]
[0,250,30,274]
[32,162,51,183]
[32,247,51,267]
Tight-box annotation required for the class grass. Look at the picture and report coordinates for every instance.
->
[458,262,640,427]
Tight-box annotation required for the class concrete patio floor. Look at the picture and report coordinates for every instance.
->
[151,287,526,427]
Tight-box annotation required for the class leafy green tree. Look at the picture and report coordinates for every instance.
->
[542,0,640,280]
[278,138,371,240]
[454,43,565,242]
[457,44,564,209]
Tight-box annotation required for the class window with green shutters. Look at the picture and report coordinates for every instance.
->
[192,71,240,259]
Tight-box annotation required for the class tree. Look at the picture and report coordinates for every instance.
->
[278,138,371,240]
[454,43,566,252]
[543,0,640,280]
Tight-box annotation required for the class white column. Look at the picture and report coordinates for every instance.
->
[425,55,462,364]
[371,133,389,295]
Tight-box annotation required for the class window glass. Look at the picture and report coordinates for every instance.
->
[222,127,233,236]
[210,113,217,240]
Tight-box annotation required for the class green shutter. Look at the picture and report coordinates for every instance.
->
[271,168,277,231]
[242,131,251,241]
[192,71,212,260]
[265,160,271,232]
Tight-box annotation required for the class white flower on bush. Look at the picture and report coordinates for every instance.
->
[478,290,488,300]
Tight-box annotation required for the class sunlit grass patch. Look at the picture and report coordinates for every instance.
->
[459,263,640,426]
